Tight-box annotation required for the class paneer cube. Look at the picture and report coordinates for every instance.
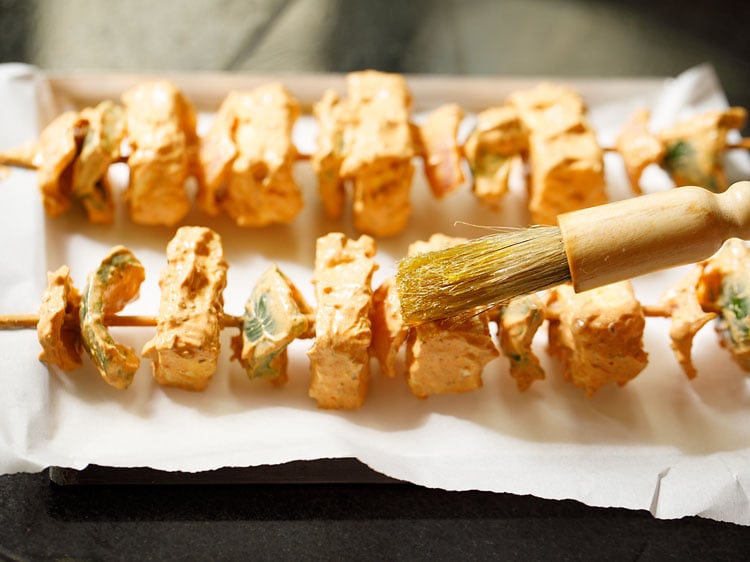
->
[307,233,378,409]
[546,282,647,396]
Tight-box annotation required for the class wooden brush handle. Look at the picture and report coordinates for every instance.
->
[558,181,750,291]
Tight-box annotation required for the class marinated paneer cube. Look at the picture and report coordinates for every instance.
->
[142,227,227,391]
[312,71,416,237]
[404,234,498,398]
[122,81,201,226]
[199,84,303,226]
[660,107,747,192]
[307,233,378,409]
[508,83,587,140]
[508,83,607,225]
[546,282,647,396]
[526,129,607,225]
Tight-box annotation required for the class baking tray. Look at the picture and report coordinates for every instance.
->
[2,65,750,524]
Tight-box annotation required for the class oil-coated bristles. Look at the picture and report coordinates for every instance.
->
[396,227,572,325]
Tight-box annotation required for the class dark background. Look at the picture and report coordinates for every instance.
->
[1,0,749,558]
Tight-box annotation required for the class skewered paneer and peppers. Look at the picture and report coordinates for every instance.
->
[661,238,750,375]
[1,101,125,222]
[1,74,747,235]
[22,229,750,405]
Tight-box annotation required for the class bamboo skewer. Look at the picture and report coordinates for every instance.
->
[2,140,748,171]
[0,304,671,332]
[601,140,749,153]
[0,312,242,330]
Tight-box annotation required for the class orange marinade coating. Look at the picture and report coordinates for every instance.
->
[546,282,647,396]
[199,84,303,226]
[307,233,378,409]
[312,70,416,237]
[658,266,716,379]
[403,234,498,398]
[142,227,228,391]
[35,111,88,217]
[37,265,83,371]
[508,83,606,225]
[122,81,201,226]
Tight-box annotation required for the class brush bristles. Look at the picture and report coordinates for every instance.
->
[396,227,572,325]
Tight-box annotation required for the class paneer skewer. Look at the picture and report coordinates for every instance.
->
[3,232,750,404]
[1,75,748,235]
[0,101,125,223]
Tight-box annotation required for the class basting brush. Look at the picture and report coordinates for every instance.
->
[396,180,750,325]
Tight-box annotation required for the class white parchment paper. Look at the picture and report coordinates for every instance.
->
[1,63,749,525]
